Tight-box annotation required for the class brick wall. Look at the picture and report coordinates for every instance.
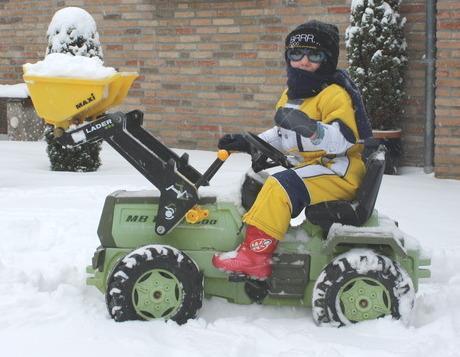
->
[435,0,460,179]
[400,0,427,167]
[0,0,443,174]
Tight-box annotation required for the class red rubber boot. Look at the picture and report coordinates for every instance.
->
[212,225,278,280]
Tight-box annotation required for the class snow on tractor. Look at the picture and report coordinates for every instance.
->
[24,70,430,326]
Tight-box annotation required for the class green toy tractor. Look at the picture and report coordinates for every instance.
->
[24,74,430,327]
[50,110,429,327]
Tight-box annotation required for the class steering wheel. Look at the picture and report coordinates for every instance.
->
[243,132,294,172]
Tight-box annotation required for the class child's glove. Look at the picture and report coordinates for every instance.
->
[274,107,318,138]
[218,134,250,153]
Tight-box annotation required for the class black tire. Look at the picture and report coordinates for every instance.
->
[312,249,414,326]
[106,245,203,325]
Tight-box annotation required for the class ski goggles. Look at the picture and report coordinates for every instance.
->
[286,48,327,63]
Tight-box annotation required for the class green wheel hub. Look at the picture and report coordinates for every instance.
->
[132,269,183,320]
[338,277,391,322]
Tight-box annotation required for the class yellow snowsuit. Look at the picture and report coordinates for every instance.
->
[243,84,366,240]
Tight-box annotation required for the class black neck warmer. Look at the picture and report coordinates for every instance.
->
[286,66,333,100]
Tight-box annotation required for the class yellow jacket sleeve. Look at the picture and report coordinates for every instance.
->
[317,84,359,141]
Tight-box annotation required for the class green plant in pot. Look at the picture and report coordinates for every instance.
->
[346,0,408,174]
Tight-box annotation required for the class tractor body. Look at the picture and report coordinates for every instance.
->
[88,187,430,311]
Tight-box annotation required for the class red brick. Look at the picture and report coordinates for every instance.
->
[176,27,194,35]
[328,6,350,14]
[438,21,460,30]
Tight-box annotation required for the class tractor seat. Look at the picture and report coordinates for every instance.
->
[305,145,386,233]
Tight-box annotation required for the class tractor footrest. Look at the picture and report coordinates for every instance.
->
[268,253,310,298]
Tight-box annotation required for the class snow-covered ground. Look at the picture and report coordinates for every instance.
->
[0,140,459,357]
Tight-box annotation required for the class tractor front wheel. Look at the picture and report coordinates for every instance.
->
[106,245,203,325]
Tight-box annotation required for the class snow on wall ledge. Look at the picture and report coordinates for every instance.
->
[0,84,29,98]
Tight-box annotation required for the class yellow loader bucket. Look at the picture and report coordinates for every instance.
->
[23,71,138,129]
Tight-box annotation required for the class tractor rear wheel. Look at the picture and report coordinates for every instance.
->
[312,249,414,326]
[106,245,203,325]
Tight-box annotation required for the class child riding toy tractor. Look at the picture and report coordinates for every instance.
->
[24,69,430,326]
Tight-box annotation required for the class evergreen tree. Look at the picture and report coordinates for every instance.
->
[45,7,103,172]
[345,0,407,130]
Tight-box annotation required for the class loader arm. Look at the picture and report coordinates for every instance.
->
[56,110,227,235]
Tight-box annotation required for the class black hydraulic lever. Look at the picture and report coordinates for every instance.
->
[55,110,226,236]
[56,111,205,186]
[195,150,229,188]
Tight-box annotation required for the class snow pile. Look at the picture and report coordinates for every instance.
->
[0,83,29,98]
[23,53,116,79]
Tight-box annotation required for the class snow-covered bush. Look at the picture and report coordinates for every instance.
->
[46,7,103,60]
[345,0,407,130]
[45,7,103,172]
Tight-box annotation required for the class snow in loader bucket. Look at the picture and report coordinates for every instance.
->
[23,71,138,129]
